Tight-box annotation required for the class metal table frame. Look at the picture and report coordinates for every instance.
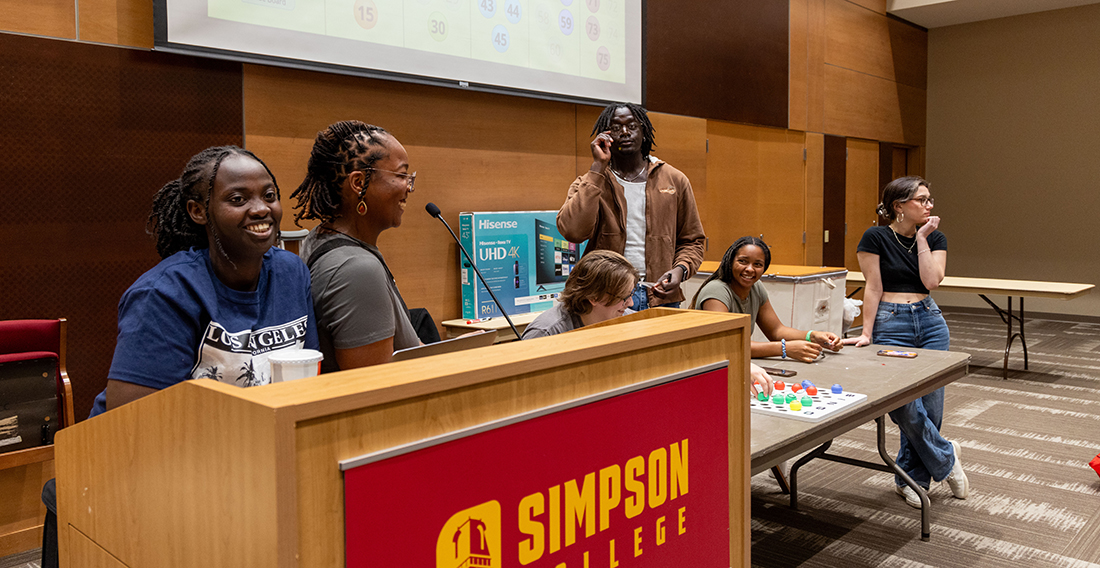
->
[845,274,1092,380]
[751,348,970,542]
[847,286,1028,380]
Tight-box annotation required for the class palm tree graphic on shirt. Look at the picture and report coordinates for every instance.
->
[237,360,262,387]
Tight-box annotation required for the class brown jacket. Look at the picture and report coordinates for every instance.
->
[557,158,706,305]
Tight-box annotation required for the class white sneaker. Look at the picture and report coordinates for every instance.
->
[943,440,969,499]
[895,484,922,509]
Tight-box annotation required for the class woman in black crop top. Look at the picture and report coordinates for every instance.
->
[842,176,970,509]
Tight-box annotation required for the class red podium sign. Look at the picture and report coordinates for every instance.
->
[344,365,730,567]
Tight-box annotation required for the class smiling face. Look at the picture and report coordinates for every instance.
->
[190,153,281,266]
[362,134,412,233]
[895,184,934,225]
[728,244,768,295]
[586,280,636,324]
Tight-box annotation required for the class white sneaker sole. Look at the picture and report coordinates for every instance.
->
[895,484,922,509]
[945,440,970,499]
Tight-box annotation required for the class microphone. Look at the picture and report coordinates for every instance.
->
[425,203,522,341]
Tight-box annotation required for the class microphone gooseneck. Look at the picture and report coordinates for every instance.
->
[426,204,523,341]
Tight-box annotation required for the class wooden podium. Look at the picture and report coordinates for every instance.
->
[55,309,751,567]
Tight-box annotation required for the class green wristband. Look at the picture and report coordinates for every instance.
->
[806,330,813,342]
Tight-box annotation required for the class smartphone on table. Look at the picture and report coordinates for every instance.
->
[877,350,918,358]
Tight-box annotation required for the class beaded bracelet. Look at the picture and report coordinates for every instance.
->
[805,330,813,342]
[781,338,787,359]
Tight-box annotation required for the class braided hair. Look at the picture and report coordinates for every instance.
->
[690,236,771,309]
[148,146,279,259]
[590,102,657,159]
[290,120,390,226]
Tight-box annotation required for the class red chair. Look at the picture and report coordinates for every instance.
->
[0,319,75,450]
[0,318,73,557]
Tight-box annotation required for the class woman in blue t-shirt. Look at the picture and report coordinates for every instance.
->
[89,146,319,415]
[42,146,318,568]
[842,175,969,508]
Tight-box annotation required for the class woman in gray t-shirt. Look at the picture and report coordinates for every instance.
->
[691,236,842,363]
[291,121,421,372]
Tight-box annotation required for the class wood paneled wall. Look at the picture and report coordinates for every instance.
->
[791,0,927,146]
[0,32,243,422]
[791,0,927,270]
[704,123,808,266]
[646,0,790,128]
[246,64,580,326]
[79,0,154,48]
[0,0,74,38]
[0,0,930,430]
[844,138,881,270]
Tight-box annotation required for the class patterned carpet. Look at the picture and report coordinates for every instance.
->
[751,309,1100,567]
[0,549,37,568]
[5,310,1098,568]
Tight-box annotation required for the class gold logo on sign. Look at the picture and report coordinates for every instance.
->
[437,501,501,568]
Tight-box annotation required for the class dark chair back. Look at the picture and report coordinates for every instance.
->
[0,319,74,454]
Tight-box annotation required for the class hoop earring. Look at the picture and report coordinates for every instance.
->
[898,212,904,223]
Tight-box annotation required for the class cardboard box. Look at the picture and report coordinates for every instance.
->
[459,211,586,319]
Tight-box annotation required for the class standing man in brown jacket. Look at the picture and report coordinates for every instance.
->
[557,102,706,309]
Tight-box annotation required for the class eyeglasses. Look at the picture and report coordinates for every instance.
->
[908,196,934,207]
[608,122,641,135]
[368,168,417,191]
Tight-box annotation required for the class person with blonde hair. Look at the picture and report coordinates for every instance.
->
[521,250,639,339]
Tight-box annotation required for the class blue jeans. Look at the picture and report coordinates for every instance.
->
[873,296,954,489]
[630,283,680,311]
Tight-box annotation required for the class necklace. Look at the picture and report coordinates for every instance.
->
[320,224,364,244]
[890,226,916,254]
[611,162,647,183]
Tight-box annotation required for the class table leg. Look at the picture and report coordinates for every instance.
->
[1020,297,1029,370]
[770,465,790,494]
[875,416,931,541]
[779,417,932,541]
[978,294,1028,380]
[788,440,832,510]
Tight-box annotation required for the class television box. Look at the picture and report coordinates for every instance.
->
[459,211,586,319]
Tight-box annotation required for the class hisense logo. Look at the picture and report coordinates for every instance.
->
[479,220,518,230]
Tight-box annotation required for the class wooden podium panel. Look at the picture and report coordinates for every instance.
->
[56,309,751,567]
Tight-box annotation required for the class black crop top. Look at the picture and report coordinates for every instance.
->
[856,225,947,294]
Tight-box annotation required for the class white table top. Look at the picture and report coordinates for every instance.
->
[846,272,1094,300]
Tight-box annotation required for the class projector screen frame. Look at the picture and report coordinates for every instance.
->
[152,0,647,108]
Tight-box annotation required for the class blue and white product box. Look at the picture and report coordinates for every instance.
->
[459,211,586,319]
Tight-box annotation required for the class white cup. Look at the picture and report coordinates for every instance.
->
[269,349,324,383]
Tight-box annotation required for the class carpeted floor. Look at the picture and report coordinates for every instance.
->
[5,310,1098,568]
[751,309,1100,567]
[0,549,38,568]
